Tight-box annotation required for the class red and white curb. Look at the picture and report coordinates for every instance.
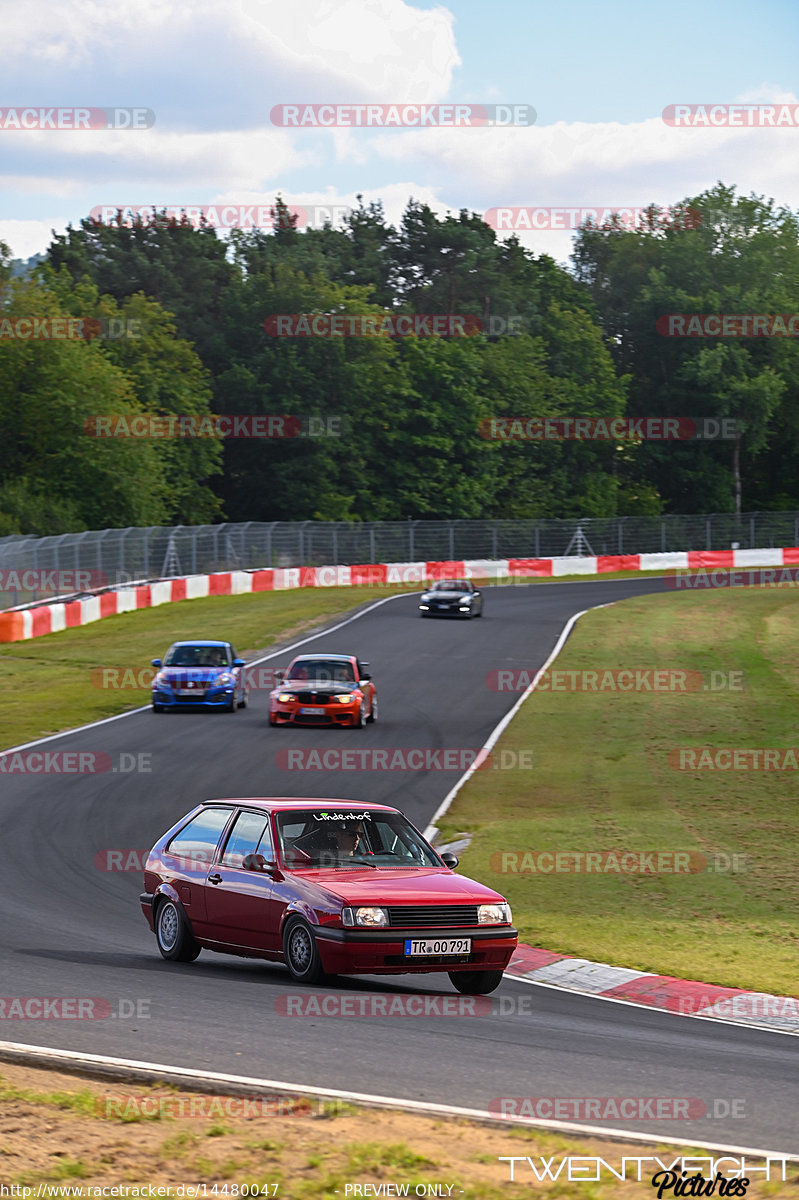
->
[2,544,797,643]
[506,944,799,1034]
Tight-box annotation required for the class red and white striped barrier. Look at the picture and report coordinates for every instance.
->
[0,548,796,643]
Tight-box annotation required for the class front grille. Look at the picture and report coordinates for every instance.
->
[295,714,332,725]
[297,691,332,703]
[387,905,480,928]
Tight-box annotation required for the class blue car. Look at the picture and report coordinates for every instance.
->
[151,640,249,712]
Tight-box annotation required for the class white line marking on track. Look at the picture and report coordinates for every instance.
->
[0,1041,793,1160]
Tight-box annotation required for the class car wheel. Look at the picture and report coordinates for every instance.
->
[282,917,324,984]
[237,691,248,709]
[351,700,368,729]
[367,695,378,723]
[151,703,162,713]
[448,969,504,995]
[226,694,237,713]
[155,899,201,962]
[268,714,277,726]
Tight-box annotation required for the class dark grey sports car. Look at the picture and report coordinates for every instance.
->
[418,579,484,619]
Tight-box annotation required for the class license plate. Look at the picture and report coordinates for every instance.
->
[178,689,203,696]
[403,937,472,956]
[300,706,326,715]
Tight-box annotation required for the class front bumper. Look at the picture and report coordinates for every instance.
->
[271,701,360,726]
[153,688,235,708]
[314,923,518,975]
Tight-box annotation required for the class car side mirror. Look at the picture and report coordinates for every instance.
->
[233,659,245,668]
[275,670,285,682]
[359,672,371,681]
[242,853,279,874]
[440,852,459,869]
[151,659,162,668]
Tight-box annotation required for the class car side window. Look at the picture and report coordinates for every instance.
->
[166,807,233,867]
[220,811,273,868]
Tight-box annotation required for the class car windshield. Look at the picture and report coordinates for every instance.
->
[286,659,355,683]
[165,645,230,667]
[431,580,470,592]
[275,809,443,869]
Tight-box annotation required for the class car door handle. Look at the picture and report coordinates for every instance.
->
[208,873,223,884]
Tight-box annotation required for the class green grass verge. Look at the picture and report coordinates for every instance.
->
[0,585,417,750]
[437,587,799,996]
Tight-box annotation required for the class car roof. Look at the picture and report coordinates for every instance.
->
[291,653,355,661]
[199,797,397,813]
[169,640,231,647]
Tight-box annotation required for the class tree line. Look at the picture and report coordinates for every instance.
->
[1,182,797,535]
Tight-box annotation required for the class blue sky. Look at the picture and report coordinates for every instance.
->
[1,0,796,265]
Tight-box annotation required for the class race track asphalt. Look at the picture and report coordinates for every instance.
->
[1,579,796,1154]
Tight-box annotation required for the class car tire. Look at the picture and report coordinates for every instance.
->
[152,703,162,713]
[268,714,277,726]
[237,691,248,709]
[448,969,504,995]
[282,917,324,984]
[351,700,368,729]
[226,695,237,713]
[155,899,201,962]
[367,695,378,723]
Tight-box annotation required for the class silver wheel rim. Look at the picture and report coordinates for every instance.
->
[158,903,179,951]
[289,925,312,973]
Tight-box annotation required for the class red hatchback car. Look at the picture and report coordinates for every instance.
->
[268,654,377,728]
[140,798,517,994]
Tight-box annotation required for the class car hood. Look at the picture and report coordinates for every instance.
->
[280,680,358,692]
[162,667,230,681]
[421,591,471,601]
[295,866,506,905]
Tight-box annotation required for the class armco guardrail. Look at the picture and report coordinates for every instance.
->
[0,547,795,643]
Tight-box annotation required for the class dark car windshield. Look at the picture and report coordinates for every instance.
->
[275,809,442,869]
[165,644,230,667]
[286,659,355,683]
[430,580,471,592]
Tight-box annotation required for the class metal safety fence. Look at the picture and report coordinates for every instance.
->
[1,512,799,604]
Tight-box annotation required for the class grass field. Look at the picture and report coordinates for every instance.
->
[437,587,799,996]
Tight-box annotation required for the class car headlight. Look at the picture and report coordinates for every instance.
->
[216,673,233,685]
[341,906,389,928]
[276,692,295,703]
[154,671,167,686]
[477,902,512,925]
[335,693,355,703]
